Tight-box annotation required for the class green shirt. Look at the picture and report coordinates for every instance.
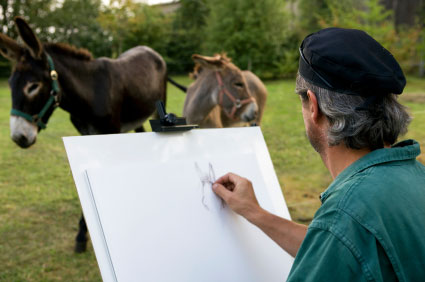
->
[287,140,425,282]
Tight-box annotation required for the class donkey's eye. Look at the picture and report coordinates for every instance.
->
[234,82,244,88]
[24,82,42,98]
[29,84,39,93]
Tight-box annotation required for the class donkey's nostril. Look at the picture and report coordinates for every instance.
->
[241,112,256,122]
[18,135,28,147]
[15,134,26,143]
[12,134,34,148]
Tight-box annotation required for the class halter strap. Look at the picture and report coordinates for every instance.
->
[215,71,254,120]
[10,54,60,129]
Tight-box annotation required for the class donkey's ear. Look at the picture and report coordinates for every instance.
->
[192,54,224,69]
[14,16,43,59]
[0,33,22,61]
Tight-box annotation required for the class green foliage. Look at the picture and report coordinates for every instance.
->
[203,0,298,79]
[0,0,424,78]
[97,1,130,56]
[123,5,171,57]
[0,0,111,58]
[297,0,332,33]
[417,2,425,76]
[0,0,54,39]
[318,0,392,34]
[49,0,112,57]
[98,1,170,58]
[165,0,210,73]
[0,0,57,75]
[0,57,11,78]
[317,0,423,75]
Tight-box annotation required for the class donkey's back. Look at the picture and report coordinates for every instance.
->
[104,46,167,132]
[114,46,166,103]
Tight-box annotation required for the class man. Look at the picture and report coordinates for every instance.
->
[212,28,425,281]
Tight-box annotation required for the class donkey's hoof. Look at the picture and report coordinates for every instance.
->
[74,241,87,253]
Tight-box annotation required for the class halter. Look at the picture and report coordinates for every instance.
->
[215,71,254,120]
[10,54,60,130]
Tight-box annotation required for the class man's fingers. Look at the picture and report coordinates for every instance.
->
[215,172,242,185]
[212,183,232,202]
[215,173,232,185]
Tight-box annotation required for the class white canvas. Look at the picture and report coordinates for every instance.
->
[63,127,294,282]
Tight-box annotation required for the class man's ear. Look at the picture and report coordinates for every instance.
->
[307,90,321,123]
[0,33,22,61]
[14,16,43,59]
[192,54,225,70]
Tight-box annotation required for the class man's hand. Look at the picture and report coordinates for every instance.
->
[212,173,262,221]
[213,172,308,257]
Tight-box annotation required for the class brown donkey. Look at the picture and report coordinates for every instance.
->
[183,54,267,128]
[0,17,167,252]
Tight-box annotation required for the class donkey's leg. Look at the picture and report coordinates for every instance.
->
[75,213,88,253]
[135,126,145,132]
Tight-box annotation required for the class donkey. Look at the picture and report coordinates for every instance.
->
[183,54,267,128]
[0,17,167,252]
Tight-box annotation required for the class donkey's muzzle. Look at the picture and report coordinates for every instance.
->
[240,101,258,122]
[10,116,38,149]
[12,134,36,148]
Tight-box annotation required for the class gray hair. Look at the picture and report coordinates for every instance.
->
[295,72,411,150]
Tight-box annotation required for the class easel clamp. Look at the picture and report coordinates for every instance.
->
[149,101,198,132]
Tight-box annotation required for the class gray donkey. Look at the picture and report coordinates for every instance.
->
[183,54,267,128]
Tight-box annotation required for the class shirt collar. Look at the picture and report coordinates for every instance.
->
[320,139,421,203]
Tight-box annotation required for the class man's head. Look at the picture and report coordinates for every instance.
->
[296,28,411,151]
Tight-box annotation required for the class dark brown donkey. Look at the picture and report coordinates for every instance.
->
[183,54,267,128]
[0,17,167,252]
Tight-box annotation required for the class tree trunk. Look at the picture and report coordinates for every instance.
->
[380,0,424,27]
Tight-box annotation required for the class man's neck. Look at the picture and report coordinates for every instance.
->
[320,144,372,179]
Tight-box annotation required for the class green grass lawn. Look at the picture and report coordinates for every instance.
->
[0,76,424,281]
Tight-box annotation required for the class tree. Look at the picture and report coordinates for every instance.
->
[98,0,169,58]
[0,0,55,77]
[166,0,210,73]
[380,0,424,27]
[297,0,332,34]
[123,4,171,58]
[203,0,297,78]
[0,0,54,38]
[98,0,135,57]
[317,0,423,75]
[49,0,112,57]
[0,0,111,57]
[417,1,425,76]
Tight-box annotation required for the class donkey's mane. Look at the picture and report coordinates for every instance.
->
[190,53,231,80]
[44,42,93,61]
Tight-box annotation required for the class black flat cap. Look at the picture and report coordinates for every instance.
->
[299,27,406,96]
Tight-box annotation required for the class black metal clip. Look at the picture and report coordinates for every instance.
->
[149,101,198,132]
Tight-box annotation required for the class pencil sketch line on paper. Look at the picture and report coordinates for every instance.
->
[194,162,224,211]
